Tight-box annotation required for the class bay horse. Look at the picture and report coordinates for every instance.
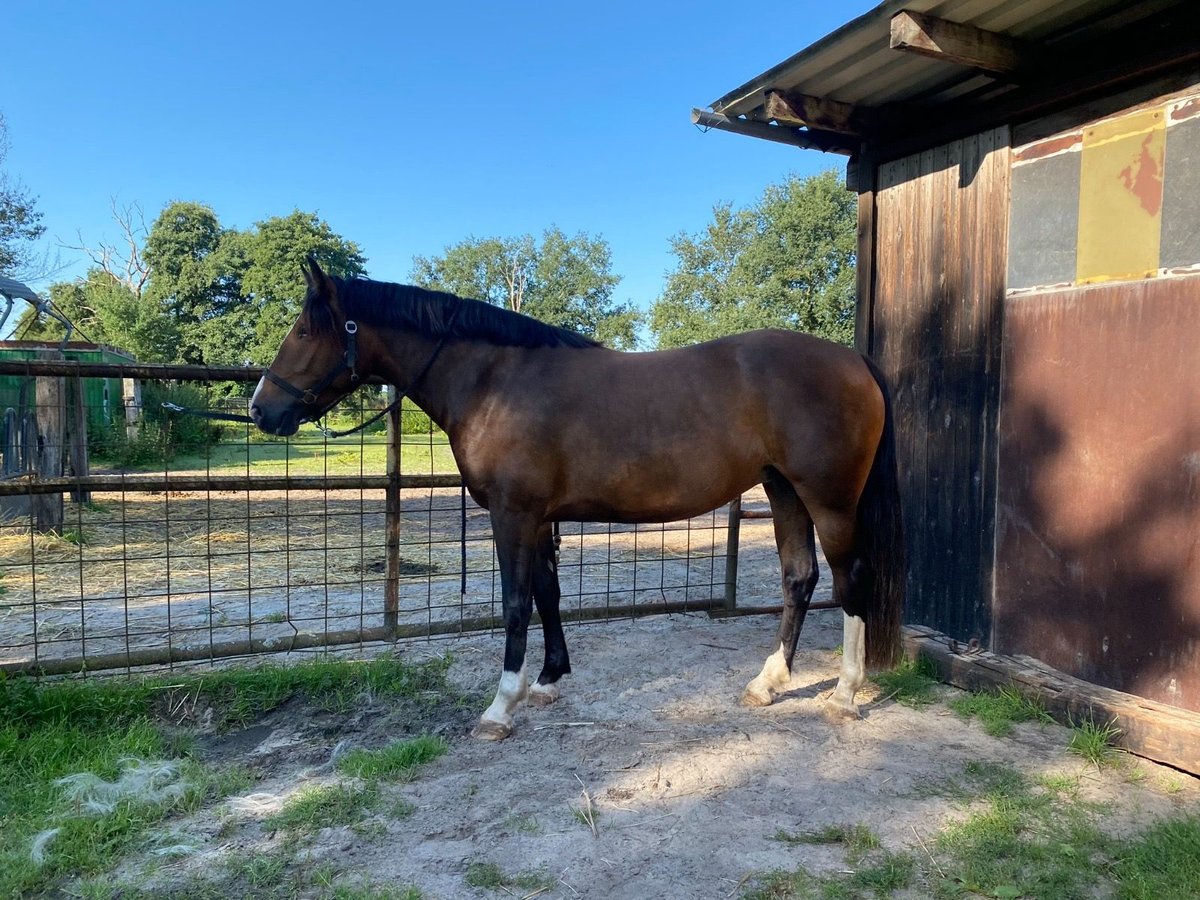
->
[251,259,905,740]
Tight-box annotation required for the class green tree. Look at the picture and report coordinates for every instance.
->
[0,112,47,277]
[649,170,856,348]
[411,226,638,349]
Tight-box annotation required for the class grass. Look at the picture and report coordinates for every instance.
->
[0,653,456,897]
[465,861,555,894]
[267,782,381,835]
[871,655,941,708]
[745,761,1200,900]
[147,429,458,477]
[773,824,881,862]
[1068,716,1122,768]
[949,686,1054,737]
[336,735,449,781]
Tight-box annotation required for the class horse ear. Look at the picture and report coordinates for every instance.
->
[303,256,329,299]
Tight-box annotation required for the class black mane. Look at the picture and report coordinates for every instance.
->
[311,276,601,350]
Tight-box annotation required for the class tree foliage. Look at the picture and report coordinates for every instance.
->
[411,226,639,349]
[649,170,857,348]
[0,113,47,277]
[20,203,366,366]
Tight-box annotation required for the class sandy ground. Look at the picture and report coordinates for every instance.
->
[118,609,1200,899]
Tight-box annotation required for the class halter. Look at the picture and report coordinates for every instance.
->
[263,319,362,418]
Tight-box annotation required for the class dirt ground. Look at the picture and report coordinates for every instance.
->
[118,607,1200,899]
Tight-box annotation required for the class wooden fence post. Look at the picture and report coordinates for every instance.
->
[33,351,65,534]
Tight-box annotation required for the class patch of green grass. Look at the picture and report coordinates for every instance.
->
[1112,815,1200,899]
[504,812,543,835]
[0,654,454,897]
[1068,717,1122,768]
[743,851,914,899]
[465,861,555,893]
[61,527,88,546]
[871,655,941,708]
[267,782,380,835]
[773,824,880,862]
[336,734,448,781]
[949,686,1053,737]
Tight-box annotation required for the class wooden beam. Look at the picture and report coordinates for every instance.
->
[764,90,869,136]
[691,108,857,155]
[890,10,1030,75]
[906,625,1200,775]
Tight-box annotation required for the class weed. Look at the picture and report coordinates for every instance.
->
[950,686,1053,737]
[871,655,941,708]
[465,861,555,893]
[61,527,88,546]
[336,735,448,781]
[504,812,543,835]
[1069,717,1122,768]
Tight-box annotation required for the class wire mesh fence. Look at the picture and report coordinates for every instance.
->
[0,358,734,676]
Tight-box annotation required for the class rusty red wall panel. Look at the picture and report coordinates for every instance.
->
[995,278,1200,711]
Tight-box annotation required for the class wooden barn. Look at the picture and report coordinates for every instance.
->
[696,0,1200,768]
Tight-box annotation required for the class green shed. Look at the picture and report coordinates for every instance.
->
[0,341,135,432]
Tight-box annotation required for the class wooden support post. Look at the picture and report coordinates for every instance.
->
[33,351,65,534]
[723,494,742,612]
[123,377,141,441]
[383,390,403,638]
[68,375,90,504]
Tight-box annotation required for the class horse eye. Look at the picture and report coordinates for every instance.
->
[297,327,309,338]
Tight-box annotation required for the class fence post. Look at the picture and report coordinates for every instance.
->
[33,351,65,534]
[383,389,402,638]
[723,494,742,612]
[68,375,90,504]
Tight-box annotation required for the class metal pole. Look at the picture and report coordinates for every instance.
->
[383,390,403,638]
[723,495,742,612]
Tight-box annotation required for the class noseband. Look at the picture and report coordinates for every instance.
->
[263,319,361,419]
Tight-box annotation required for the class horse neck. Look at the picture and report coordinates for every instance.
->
[369,326,493,434]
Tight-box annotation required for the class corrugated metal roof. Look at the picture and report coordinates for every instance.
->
[0,276,41,304]
[708,0,1172,120]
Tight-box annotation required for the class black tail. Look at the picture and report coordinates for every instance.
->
[858,355,906,669]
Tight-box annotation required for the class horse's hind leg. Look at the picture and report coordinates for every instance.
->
[528,523,570,707]
[743,472,819,707]
[807,506,870,720]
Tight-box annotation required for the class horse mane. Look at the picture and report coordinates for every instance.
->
[312,276,601,350]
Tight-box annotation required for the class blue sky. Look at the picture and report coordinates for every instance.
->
[5,1,874,313]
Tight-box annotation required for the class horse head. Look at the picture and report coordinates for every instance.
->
[249,257,364,436]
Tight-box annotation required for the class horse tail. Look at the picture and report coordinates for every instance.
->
[857,355,906,669]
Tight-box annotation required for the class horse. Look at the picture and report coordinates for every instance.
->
[250,258,905,740]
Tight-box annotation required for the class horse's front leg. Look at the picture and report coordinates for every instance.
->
[528,523,570,707]
[472,510,540,741]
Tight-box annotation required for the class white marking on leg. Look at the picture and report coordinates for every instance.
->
[828,613,866,718]
[480,663,527,732]
[743,641,789,707]
[527,680,560,706]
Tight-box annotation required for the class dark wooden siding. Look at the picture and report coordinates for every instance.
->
[995,277,1200,712]
[869,128,1009,644]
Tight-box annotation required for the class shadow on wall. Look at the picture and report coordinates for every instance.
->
[993,279,1200,712]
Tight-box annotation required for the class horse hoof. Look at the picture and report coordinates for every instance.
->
[472,718,514,741]
[741,684,774,707]
[527,682,560,707]
[822,699,860,722]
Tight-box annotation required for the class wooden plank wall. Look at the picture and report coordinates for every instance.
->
[870,127,1009,644]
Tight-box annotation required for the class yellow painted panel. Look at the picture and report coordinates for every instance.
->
[1077,107,1165,283]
